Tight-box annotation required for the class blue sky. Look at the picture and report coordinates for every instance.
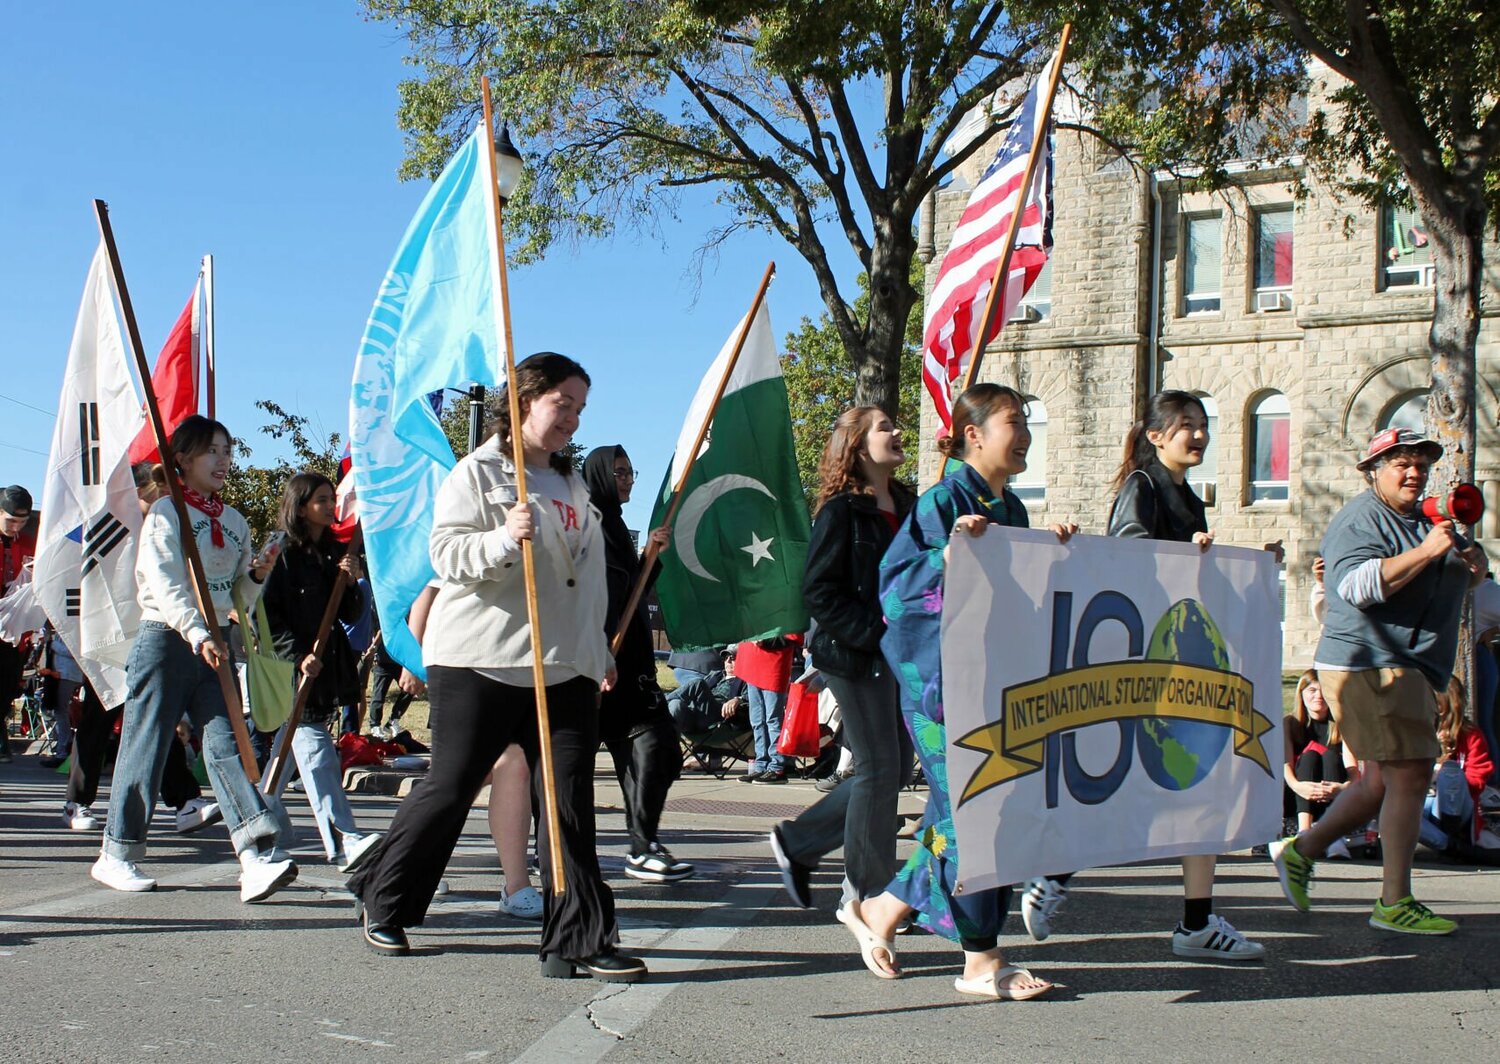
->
[0,3,851,532]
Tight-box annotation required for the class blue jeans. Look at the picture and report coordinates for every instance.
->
[746,683,787,773]
[266,720,360,860]
[104,623,281,861]
[1420,759,1475,850]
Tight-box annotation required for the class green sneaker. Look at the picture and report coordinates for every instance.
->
[1369,896,1457,935]
[1269,835,1314,912]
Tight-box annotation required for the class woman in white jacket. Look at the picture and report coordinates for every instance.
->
[349,353,643,981]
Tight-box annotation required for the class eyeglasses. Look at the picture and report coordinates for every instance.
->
[613,469,638,480]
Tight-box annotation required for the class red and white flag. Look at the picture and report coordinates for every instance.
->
[922,57,1056,430]
[127,277,201,465]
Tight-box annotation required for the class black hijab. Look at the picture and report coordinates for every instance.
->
[583,445,637,569]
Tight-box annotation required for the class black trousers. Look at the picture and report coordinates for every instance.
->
[350,669,617,960]
[0,639,20,754]
[1293,745,1347,817]
[603,707,681,855]
[369,655,413,728]
[67,689,113,807]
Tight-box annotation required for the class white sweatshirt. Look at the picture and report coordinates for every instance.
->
[136,496,263,651]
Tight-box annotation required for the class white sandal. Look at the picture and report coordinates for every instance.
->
[954,964,1053,1001]
[835,900,900,979]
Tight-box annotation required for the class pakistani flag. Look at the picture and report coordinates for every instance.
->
[650,301,810,650]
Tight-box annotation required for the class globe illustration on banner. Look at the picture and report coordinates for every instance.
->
[1135,599,1233,791]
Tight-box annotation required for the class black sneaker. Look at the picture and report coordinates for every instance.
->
[757,770,788,784]
[769,823,813,908]
[624,842,695,883]
[738,770,761,783]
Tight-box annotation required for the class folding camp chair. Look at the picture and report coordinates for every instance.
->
[680,718,755,779]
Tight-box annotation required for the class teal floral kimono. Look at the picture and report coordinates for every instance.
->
[879,462,1028,945]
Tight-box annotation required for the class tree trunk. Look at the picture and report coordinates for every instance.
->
[850,228,919,414]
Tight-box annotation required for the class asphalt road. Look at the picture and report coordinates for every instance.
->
[3,752,1499,1063]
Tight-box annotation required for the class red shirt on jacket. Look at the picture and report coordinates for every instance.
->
[734,634,802,693]
[1451,726,1494,841]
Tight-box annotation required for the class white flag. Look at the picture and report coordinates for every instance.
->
[32,244,144,707]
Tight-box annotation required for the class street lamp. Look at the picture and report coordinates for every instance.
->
[494,125,523,203]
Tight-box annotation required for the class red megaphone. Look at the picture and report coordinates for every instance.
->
[1420,484,1485,526]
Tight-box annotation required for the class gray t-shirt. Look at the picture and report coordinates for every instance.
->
[1315,488,1471,687]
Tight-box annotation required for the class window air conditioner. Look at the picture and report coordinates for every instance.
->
[1255,290,1292,313]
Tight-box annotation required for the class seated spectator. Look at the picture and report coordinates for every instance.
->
[668,647,746,734]
[1284,669,1357,835]
[1420,677,1498,854]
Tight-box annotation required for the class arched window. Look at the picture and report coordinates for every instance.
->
[1186,393,1219,501]
[1010,397,1047,503]
[1380,389,1428,433]
[1249,392,1290,502]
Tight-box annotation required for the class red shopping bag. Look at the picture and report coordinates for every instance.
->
[777,680,821,758]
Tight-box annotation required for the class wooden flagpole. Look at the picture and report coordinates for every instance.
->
[93,200,261,781]
[202,255,216,418]
[608,262,776,656]
[263,526,363,795]
[481,76,567,895]
[957,23,1072,396]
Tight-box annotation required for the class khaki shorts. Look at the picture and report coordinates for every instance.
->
[1320,667,1440,763]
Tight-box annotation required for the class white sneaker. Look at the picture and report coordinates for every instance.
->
[1481,785,1500,812]
[175,797,222,835]
[1172,914,1265,961]
[64,803,100,831]
[499,884,544,921]
[337,832,382,874]
[1326,837,1353,860]
[1020,876,1068,941]
[238,849,298,903]
[91,853,156,892]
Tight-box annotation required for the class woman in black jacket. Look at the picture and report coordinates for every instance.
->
[261,472,382,873]
[583,446,694,883]
[769,407,914,908]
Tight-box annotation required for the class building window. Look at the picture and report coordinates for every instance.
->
[1249,392,1290,502]
[1012,259,1052,322]
[1380,389,1428,433]
[1253,207,1294,312]
[1381,204,1435,289]
[1187,393,1219,502]
[1183,215,1222,314]
[1010,397,1047,503]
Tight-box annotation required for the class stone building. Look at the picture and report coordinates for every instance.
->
[920,70,1500,666]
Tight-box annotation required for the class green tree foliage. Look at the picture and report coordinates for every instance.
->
[781,270,921,509]
[221,401,342,545]
[360,0,1096,416]
[438,385,584,468]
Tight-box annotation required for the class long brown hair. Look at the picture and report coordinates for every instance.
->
[937,384,1027,461]
[165,414,233,478]
[488,352,592,476]
[814,406,913,514]
[1112,390,1206,491]
[1437,675,1468,759]
[1292,668,1340,745]
[277,471,336,549]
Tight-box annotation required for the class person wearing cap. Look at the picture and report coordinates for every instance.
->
[0,485,37,764]
[1271,428,1487,935]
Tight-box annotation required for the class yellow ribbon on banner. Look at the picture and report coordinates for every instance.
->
[954,661,1275,805]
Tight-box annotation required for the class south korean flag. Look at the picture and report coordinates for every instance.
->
[32,244,144,708]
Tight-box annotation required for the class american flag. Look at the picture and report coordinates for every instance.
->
[922,58,1056,430]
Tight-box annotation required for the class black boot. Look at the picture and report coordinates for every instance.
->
[540,948,647,983]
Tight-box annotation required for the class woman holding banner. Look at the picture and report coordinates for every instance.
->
[837,385,1072,1001]
[349,353,644,982]
[1019,390,1269,960]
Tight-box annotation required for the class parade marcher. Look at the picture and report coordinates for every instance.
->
[0,485,37,763]
[261,471,382,873]
[92,416,295,900]
[1272,427,1487,934]
[769,406,913,909]
[836,385,1070,1000]
[348,353,644,981]
[1020,390,1271,960]
[367,628,415,739]
[583,444,693,883]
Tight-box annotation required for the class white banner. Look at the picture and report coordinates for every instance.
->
[942,528,1282,894]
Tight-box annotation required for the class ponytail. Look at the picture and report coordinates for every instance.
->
[1112,390,1206,491]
